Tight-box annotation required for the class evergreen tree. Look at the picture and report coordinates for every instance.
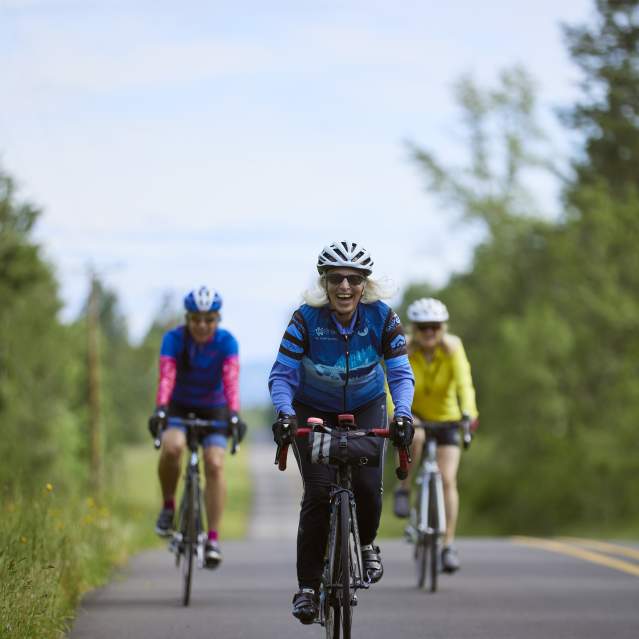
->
[562,0,639,191]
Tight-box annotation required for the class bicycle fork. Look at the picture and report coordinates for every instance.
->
[417,468,447,537]
[170,452,206,564]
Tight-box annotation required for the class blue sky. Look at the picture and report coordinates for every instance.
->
[1,0,592,370]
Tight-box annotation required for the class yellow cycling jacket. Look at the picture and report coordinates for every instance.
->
[388,334,478,421]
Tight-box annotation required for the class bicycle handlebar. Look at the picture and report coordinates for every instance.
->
[275,423,410,479]
[153,416,238,455]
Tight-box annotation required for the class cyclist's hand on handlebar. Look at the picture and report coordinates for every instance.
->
[389,415,414,448]
[461,413,478,449]
[148,405,168,440]
[272,413,297,446]
[228,411,247,443]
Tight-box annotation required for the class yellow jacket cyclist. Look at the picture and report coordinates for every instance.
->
[410,333,477,422]
[392,297,478,574]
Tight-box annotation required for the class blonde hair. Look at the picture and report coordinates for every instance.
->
[303,275,397,307]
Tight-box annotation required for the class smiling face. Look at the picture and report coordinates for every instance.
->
[324,267,367,324]
[186,311,220,344]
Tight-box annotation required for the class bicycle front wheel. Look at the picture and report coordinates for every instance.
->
[324,593,340,639]
[339,492,352,639]
[323,501,341,639]
[181,481,197,606]
[428,474,439,593]
[415,478,428,589]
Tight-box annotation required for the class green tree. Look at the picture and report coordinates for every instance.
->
[562,0,639,191]
[0,169,84,492]
[403,4,639,533]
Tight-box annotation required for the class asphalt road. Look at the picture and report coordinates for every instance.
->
[69,439,639,638]
[69,537,639,639]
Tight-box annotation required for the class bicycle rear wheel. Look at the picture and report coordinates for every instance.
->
[181,480,196,606]
[415,537,427,589]
[339,492,352,639]
[428,475,439,593]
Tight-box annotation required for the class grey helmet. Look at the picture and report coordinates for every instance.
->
[317,241,374,275]
[407,297,449,322]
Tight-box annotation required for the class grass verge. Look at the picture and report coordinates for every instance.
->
[0,441,251,639]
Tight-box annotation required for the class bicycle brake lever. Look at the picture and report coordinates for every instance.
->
[461,421,472,450]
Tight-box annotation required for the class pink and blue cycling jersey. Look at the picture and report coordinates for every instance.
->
[156,325,240,411]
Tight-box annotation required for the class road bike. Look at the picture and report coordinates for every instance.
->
[277,414,409,639]
[154,415,239,606]
[405,420,471,592]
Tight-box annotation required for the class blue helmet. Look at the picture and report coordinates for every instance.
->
[184,286,222,313]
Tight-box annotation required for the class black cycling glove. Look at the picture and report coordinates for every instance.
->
[389,415,414,448]
[272,413,298,446]
[148,405,168,439]
[228,411,248,443]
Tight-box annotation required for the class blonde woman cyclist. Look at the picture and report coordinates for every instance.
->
[392,297,478,573]
[269,241,415,624]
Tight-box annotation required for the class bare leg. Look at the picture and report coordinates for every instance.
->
[437,445,461,546]
[158,428,186,501]
[203,446,226,532]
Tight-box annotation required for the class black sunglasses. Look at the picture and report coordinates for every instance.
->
[325,273,366,287]
[187,314,218,325]
[415,322,443,332]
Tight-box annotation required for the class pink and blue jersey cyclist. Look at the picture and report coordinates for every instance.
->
[149,285,245,569]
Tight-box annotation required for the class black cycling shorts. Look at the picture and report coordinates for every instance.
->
[421,422,460,447]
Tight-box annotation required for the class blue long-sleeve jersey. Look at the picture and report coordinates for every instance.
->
[269,301,414,417]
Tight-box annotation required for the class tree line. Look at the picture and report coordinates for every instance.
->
[395,0,639,535]
[0,176,169,496]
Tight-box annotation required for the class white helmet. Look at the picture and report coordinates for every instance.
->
[317,241,374,275]
[407,297,449,323]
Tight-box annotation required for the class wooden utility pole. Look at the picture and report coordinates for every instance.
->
[87,272,102,500]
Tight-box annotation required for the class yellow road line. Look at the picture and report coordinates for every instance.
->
[558,537,639,561]
[511,536,639,578]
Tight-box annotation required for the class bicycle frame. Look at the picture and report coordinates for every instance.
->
[319,463,367,627]
[171,432,206,564]
[414,436,447,538]
[406,423,450,592]
[162,415,237,606]
[277,415,407,639]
